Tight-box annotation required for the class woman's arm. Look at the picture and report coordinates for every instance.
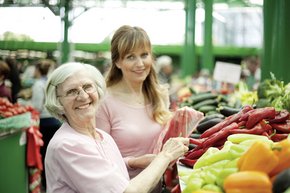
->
[127,154,156,169]
[124,137,189,193]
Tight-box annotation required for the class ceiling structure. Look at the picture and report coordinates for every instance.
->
[0,0,263,16]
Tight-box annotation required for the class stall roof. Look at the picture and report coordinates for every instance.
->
[0,0,263,14]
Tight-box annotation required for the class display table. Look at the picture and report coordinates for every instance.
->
[0,130,28,193]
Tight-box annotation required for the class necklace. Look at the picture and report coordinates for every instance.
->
[135,94,145,104]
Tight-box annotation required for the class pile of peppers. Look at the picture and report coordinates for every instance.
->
[180,105,290,168]
[223,138,290,193]
[180,133,290,193]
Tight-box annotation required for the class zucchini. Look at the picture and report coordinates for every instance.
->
[189,144,197,150]
[189,133,202,139]
[218,106,241,117]
[197,105,217,114]
[196,117,224,133]
[193,99,219,110]
[200,113,225,124]
[187,92,218,106]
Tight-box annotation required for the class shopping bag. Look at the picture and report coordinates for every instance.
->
[154,106,204,153]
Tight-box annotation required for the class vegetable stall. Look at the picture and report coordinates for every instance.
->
[174,75,290,193]
[0,98,43,193]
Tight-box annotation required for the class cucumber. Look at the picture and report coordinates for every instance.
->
[192,99,219,110]
[196,117,224,133]
[200,113,225,124]
[218,106,241,117]
[190,133,202,139]
[187,92,218,106]
[197,105,217,114]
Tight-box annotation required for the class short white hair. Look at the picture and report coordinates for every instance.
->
[45,62,106,121]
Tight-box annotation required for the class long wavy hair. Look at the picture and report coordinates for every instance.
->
[106,25,172,124]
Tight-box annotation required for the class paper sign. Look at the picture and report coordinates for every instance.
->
[213,61,241,84]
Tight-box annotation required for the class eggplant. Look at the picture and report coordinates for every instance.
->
[273,168,290,193]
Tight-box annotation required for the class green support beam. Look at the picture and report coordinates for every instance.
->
[60,0,72,64]
[202,0,214,72]
[181,0,197,77]
[262,0,290,83]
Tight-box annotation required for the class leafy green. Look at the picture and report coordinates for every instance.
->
[257,72,290,111]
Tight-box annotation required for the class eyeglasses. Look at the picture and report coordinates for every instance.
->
[57,84,97,99]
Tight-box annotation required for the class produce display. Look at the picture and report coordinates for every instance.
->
[176,98,290,193]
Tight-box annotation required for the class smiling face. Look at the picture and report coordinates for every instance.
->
[57,69,98,128]
[117,47,153,84]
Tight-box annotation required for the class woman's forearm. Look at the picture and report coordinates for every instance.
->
[124,152,170,193]
[127,154,156,169]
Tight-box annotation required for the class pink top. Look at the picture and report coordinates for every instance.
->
[95,94,163,179]
[45,122,130,193]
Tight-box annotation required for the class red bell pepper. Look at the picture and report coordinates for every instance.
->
[245,107,276,129]
[189,138,205,146]
[230,120,272,135]
[270,133,289,142]
[270,120,290,133]
[268,110,290,124]
[185,147,209,160]
[200,105,253,138]
[201,122,239,149]
[179,158,197,168]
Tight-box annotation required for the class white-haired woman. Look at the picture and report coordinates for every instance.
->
[44,62,189,193]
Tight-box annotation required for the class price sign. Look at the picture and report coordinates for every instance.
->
[213,61,241,84]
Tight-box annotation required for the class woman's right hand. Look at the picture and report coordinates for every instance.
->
[160,137,189,162]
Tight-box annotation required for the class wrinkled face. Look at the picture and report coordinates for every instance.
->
[57,69,98,126]
[117,47,152,84]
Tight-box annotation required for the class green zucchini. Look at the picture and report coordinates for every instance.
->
[200,113,225,124]
[189,133,202,139]
[196,117,224,133]
[187,92,218,106]
[218,106,240,117]
[193,99,219,110]
[197,105,217,114]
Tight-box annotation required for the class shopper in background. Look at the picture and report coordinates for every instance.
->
[95,25,172,192]
[243,56,261,90]
[30,59,61,190]
[0,60,12,102]
[5,57,22,103]
[155,55,173,85]
[44,62,189,193]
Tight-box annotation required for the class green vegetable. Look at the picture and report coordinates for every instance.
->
[257,72,290,111]
[193,99,218,110]
[198,106,217,114]
[187,92,218,106]
[273,168,290,193]
[227,133,269,144]
[202,184,223,192]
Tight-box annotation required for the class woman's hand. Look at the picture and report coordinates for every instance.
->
[160,137,189,162]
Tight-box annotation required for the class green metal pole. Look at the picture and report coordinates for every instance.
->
[202,0,214,72]
[60,0,71,64]
[263,0,290,83]
[262,0,274,80]
[181,0,197,77]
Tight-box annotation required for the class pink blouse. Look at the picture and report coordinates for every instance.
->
[45,122,129,193]
[95,94,163,179]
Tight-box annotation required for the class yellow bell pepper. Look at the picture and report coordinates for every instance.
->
[223,171,272,193]
[237,140,279,174]
[270,138,290,177]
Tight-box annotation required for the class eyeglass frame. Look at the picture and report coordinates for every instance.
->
[56,83,98,99]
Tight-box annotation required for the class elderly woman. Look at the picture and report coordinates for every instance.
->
[44,62,189,193]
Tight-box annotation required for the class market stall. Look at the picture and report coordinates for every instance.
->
[174,75,290,193]
[0,98,43,193]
